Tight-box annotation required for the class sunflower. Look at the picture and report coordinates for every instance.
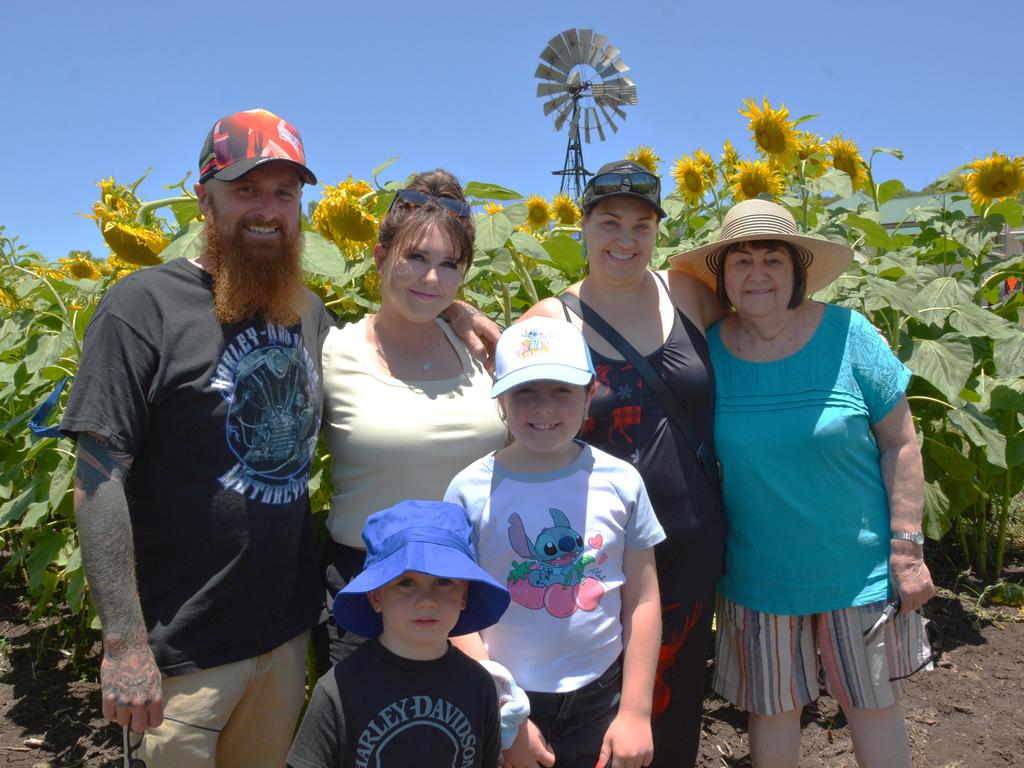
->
[720,140,740,175]
[551,193,580,226]
[795,131,828,178]
[312,177,378,259]
[483,201,505,216]
[963,152,1024,207]
[362,270,381,302]
[739,98,798,167]
[86,176,170,266]
[827,136,868,190]
[693,149,718,184]
[671,155,706,206]
[100,221,167,266]
[729,159,784,201]
[524,195,552,231]
[60,255,102,280]
[626,145,661,173]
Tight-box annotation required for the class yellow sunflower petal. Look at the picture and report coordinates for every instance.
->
[626,145,661,174]
[826,135,868,191]
[551,193,580,226]
[729,159,784,201]
[101,222,168,266]
[524,195,553,231]
[483,201,505,216]
[671,155,706,206]
[739,98,798,166]
[963,152,1024,207]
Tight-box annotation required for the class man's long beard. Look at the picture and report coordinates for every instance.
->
[204,208,306,327]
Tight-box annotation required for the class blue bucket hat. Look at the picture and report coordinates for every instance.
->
[332,500,510,638]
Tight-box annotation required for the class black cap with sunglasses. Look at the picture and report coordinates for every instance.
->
[581,160,667,219]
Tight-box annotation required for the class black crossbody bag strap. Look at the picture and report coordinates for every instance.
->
[559,292,721,488]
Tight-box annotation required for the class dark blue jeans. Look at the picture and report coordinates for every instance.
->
[526,656,622,768]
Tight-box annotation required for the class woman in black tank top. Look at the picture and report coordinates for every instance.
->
[525,160,726,767]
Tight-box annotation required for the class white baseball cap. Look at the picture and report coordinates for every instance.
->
[491,316,596,398]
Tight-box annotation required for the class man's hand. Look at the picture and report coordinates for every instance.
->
[442,301,500,369]
[101,638,164,733]
[597,709,653,768]
[890,541,935,614]
[502,718,555,768]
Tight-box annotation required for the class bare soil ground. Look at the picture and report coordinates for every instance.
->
[1,552,1021,768]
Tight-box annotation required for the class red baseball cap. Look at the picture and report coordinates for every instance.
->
[198,108,316,185]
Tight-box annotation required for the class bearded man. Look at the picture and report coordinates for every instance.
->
[61,109,495,768]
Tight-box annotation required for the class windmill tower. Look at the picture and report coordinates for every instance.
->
[536,29,639,201]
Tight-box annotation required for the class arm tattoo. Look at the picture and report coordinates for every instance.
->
[74,433,148,647]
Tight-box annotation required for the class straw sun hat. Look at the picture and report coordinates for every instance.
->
[668,199,854,294]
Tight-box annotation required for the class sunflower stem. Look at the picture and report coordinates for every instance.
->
[135,196,193,227]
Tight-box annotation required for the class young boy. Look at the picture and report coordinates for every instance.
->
[288,499,511,768]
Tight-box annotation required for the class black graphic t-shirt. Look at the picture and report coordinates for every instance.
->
[289,640,499,768]
[61,258,333,674]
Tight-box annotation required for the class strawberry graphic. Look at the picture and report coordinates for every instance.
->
[507,560,545,610]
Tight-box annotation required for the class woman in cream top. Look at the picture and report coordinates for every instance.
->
[318,170,504,666]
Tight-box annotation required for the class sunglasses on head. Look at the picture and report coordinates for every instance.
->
[586,171,661,198]
[387,188,472,219]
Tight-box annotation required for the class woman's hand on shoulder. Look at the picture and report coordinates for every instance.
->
[662,269,725,331]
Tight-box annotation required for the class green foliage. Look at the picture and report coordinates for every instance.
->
[1,117,1022,662]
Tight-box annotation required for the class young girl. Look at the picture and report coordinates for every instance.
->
[446,316,665,768]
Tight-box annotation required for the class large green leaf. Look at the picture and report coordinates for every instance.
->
[924,438,975,481]
[474,212,514,252]
[23,332,71,372]
[993,332,1024,378]
[907,334,973,402]
[947,301,1017,340]
[168,199,200,229]
[862,275,918,315]
[502,203,529,228]
[301,231,349,280]
[25,529,64,589]
[922,480,951,539]
[159,218,205,261]
[913,277,972,326]
[48,454,74,510]
[876,179,905,206]
[986,198,1023,227]
[845,214,897,251]
[509,232,551,265]
[542,235,585,277]
[464,182,522,202]
[947,404,1007,469]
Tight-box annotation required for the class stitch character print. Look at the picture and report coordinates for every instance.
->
[518,327,554,358]
[505,508,607,618]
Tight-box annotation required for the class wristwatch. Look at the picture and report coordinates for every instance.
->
[892,531,925,546]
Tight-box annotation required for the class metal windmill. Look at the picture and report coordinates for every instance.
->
[536,29,639,201]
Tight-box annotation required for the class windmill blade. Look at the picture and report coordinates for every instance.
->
[597,102,620,133]
[542,93,572,117]
[594,109,607,142]
[538,40,574,76]
[577,29,594,64]
[535,63,569,83]
[607,101,629,121]
[583,108,592,144]
[563,28,579,55]
[597,57,630,80]
[546,33,575,75]
[553,100,576,132]
[536,82,570,97]
[588,33,608,65]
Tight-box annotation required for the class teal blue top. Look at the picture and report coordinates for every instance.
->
[708,304,911,615]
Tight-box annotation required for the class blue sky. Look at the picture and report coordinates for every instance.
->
[3,0,1022,260]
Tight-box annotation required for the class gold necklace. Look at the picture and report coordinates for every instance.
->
[737,308,801,348]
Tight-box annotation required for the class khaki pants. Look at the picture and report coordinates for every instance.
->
[131,631,309,768]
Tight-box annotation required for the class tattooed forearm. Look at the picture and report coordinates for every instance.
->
[74,433,147,646]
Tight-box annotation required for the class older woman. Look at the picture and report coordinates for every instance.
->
[524,160,725,767]
[317,170,506,665]
[670,199,935,768]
